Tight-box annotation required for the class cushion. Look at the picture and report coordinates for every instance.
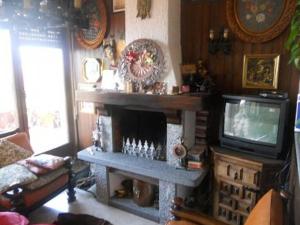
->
[245,189,283,225]
[17,160,49,175]
[54,213,113,225]
[5,132,33,152]
[26,154,65,170]
[0,140,33,167]
[0,164,37,194]
[25,167,68,190]
[0,212,29,225]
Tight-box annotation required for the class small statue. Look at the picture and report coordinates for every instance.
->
[197,60,208,77]
[137,0,151,19]
[102,38,117,70]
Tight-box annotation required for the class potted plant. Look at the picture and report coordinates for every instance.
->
[286,0,300,70]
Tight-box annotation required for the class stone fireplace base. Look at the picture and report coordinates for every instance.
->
[78,148,208,223]
[75,91,212,223]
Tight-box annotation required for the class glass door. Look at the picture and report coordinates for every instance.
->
[20,46,70,153]
[0,29,19,135]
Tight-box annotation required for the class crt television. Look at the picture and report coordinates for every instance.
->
[219,94,290,159]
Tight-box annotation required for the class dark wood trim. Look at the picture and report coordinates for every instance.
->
[75,91,211,111]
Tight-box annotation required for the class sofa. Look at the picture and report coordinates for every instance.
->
[0,132,76,214]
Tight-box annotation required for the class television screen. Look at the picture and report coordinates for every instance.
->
[224,100,281,145]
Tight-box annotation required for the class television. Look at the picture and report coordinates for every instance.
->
[219,94,290,159]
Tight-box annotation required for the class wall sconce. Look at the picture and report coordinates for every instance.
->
[208,28,231,55]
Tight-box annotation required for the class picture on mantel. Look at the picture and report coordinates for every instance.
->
[137,0,151,19]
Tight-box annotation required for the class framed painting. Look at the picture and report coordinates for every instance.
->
[242,54,280,89]
[226,0,296,43]
[113,0,125,13]
[75,0,108,49]
[82,58,102,83]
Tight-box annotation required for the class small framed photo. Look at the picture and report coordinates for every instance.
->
[242,54,280,89]
[82,58,101,83]
[113,0,125,13]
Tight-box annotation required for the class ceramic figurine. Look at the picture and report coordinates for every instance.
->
[137,0,151,19]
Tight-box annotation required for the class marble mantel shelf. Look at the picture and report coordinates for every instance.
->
[75,90,211,111]
[78,147,208,187]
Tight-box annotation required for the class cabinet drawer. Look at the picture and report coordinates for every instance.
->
[216,160,260,187]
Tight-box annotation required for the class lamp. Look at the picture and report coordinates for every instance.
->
[0,0,88,29]
[208,28,231,55]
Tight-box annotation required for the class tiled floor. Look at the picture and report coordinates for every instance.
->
[29,188,159,225]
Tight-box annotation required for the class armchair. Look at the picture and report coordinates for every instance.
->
[0,132,76,214]
[166,189,283,225]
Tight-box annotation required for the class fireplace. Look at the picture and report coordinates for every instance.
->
[77,91,212,223]
[112,108,167,161]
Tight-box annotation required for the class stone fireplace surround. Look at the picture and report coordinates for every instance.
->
[76,91,211,224]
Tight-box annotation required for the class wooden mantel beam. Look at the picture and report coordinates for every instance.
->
[75,90,211,111]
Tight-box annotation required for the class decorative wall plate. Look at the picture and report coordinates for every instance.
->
[75,0,108,49]
[226,0,296,43]
[118,39,165,86]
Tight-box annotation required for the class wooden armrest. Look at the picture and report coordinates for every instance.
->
[169,197,227,225]
[171,209,227,225]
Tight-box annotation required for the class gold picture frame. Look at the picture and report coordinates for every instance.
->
[82,58,102,83]
[242,54,280,89]
[113,0,125,13]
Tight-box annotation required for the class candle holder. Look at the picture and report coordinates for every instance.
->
[208,28,231,55]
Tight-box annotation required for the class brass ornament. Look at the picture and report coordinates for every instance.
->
[136,0,151,19]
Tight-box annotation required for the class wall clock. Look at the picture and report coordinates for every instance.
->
[226,0,296,43]
[75,0,108,49]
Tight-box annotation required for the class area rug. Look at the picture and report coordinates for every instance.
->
[54,213,113,225]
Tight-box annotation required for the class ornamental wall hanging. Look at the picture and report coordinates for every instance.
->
[118,39,165,87]
[226,0,296,43]
[75,0,108,49]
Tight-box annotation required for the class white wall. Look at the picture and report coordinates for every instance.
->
[125,0,182,93]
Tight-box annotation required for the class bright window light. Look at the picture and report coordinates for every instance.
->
[0,29,19,134]
[20,46,69,153]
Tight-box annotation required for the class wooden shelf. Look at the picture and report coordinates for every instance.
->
[75,90,211,111]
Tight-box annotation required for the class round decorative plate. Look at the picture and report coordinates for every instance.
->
[118,39,165,86]
[75,0,107,49]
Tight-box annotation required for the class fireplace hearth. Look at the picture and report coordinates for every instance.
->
[76,91,212,224]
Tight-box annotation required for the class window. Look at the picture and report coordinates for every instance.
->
[20,46,70,153]
[0,29,19,135]
[0,27,73,154]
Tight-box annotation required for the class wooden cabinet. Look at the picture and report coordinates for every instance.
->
[212,146,283,225]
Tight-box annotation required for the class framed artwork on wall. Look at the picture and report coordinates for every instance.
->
[113,0,125,13]
[226,0,296,43]
[82,58,102,83]
[242,54,280,89]
[75,0,108,49]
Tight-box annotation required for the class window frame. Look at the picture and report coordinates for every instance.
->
[0,25,75,157]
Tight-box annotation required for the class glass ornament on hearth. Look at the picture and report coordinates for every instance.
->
[122,137,126,153]
[138,140,143,157]
[156,144,162,160]
[125,138,131,155]
[150,142,155,160]
[144,140,150,158]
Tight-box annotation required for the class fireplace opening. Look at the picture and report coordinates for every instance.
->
[112,108,167,161]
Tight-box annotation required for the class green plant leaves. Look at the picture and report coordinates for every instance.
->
[286,0,300,71]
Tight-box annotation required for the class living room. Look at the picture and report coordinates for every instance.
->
[0,0,299,225]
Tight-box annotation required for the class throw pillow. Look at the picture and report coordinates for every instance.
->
[18,160,49,175]
[0,164,37,194]
[0,212,29,225]
[0,140,33,167]
[26,154,65,170]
